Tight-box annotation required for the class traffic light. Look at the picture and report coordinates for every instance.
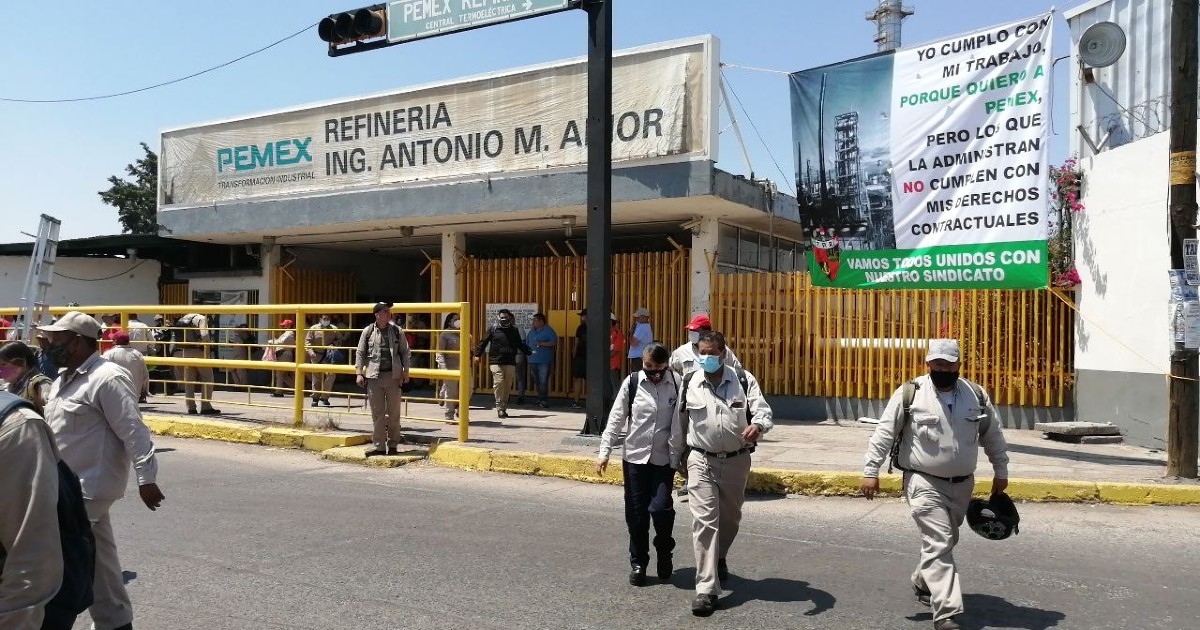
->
[318,5,387,48]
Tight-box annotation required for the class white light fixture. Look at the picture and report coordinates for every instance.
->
[562,216,577,237]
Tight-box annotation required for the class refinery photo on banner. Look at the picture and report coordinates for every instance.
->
[790,11,1054,289]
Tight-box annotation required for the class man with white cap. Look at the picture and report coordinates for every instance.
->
[38,311,164,630]
[669,314,742,375]
[860,338,1010,630]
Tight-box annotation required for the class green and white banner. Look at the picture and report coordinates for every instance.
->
[790,12,1054,289]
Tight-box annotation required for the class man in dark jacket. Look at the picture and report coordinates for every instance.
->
[473,309,531,419]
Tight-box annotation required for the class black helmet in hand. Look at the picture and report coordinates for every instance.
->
[967,492,1020,541]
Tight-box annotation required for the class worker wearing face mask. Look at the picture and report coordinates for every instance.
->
[669,331,772,617]
[596,342,682,588]
[669,314,743,376]
[860,339,1010,630]
[305,314,341,407]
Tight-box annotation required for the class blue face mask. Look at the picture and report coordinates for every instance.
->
[697,354,722,374]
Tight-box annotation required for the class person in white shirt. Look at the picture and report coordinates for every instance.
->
[626,307,654,374]
[860,338,1010,630]
[597,342,681,587]
[37,311,164,630]
[102,332,150,404]
[124,314,154,355]
[670,314,743,375]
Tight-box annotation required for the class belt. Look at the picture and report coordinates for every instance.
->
[691,445,755,459]
[900,465,972,483]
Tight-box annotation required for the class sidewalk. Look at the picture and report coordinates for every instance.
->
[140,387,1200,505]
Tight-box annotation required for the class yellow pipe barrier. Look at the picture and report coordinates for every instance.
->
[4,302,473,440]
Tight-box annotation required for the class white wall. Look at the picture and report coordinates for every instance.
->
[1074,132,1171,374]
[0,256,161,309]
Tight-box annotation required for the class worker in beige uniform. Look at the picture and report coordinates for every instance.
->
[39,312,165,630]
[860,339,1010,630]
[669,331,773,617]
[0,400,63,629]
[355,302,412,455]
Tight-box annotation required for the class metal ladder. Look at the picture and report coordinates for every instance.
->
[15,214,61,341]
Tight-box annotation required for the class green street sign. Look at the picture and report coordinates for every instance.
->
[388,0,573,44]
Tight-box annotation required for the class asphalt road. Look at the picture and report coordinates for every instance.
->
[72,438,1200,630]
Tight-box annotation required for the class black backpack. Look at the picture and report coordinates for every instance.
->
[0,392,95,617]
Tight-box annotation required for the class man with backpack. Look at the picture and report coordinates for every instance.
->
[595,342,681,588]
[472,309,532,420]
[38,312,164,630]
[0,390,95,630]
[668,331,773,618]
[860,338,1010,630]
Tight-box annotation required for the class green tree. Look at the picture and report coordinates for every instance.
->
[99,142,158,235]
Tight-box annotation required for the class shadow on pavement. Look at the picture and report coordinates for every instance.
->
[906,594,1066,629]
[721,575,837,616]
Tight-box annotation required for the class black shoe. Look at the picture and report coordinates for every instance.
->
[187,408,198,415]
[387,445,407,456]
[321,399,332,407]
[629,565,646,586]
[366,448,387,458]
[199,408,221,415]
[657,555,673,580]
[717,558,729,581]
[934,616,962,630]
[112,624,133,630]
[311,399,319,407]
[538,400,549,408]
[915,583,932,607]
[497,410,509,419]
[691,594,717,617]
[270,393,285,398]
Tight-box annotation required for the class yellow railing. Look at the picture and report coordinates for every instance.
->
[711,272,1075,407]
[0,303,473,441]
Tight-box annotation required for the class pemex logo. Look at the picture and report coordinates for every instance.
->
[216,138,313,176]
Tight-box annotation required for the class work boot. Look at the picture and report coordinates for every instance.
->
[199,407,221,415]
[628,565,646,586]
[934,616,961,630]
[691,594,717,617]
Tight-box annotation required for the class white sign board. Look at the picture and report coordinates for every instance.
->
[1185,301,1200,350]
[160,39,713,207]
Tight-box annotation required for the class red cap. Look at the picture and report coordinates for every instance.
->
[685,314,712,331]
[280,320,294,329]
[113,332,131,345]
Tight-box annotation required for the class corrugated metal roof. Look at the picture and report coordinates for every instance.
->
[1067,0,1170,157]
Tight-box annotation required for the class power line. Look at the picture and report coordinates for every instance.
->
[0,22,317,103]
[719,68,797,197]
[55,258,149,282]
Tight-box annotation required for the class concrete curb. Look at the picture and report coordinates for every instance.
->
[320,445,427,468]
[143,415,370,452]
[428,442,1200,506]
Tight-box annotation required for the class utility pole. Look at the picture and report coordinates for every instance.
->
[580,0,613,435]
[1167,0,1199,478]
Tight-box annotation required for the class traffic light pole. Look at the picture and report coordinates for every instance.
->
[580,0,613,435]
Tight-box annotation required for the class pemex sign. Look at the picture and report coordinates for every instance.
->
[790,12,1055,289]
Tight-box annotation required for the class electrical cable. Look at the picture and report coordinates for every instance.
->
[719,69,797,196]
[0,22,317,103]
[54,259,149,281]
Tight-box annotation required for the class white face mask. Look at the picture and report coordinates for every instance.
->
[320,318,331,326]
[450,320,461,330]
[687,331,701,345]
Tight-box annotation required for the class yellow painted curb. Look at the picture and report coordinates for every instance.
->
[145,415,261,444]
[261,427,310,448]
[425,443,1200,506]
[320,445,425,468]
[303,432,371,452]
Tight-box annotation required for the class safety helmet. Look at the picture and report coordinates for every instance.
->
[967,492,1020,541]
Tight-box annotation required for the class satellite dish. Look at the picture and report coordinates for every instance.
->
[1079,21,1127,68]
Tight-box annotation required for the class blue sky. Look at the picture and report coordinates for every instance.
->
[0,0,1078,242]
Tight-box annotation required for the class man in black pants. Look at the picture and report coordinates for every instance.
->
[595,342,680,586]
